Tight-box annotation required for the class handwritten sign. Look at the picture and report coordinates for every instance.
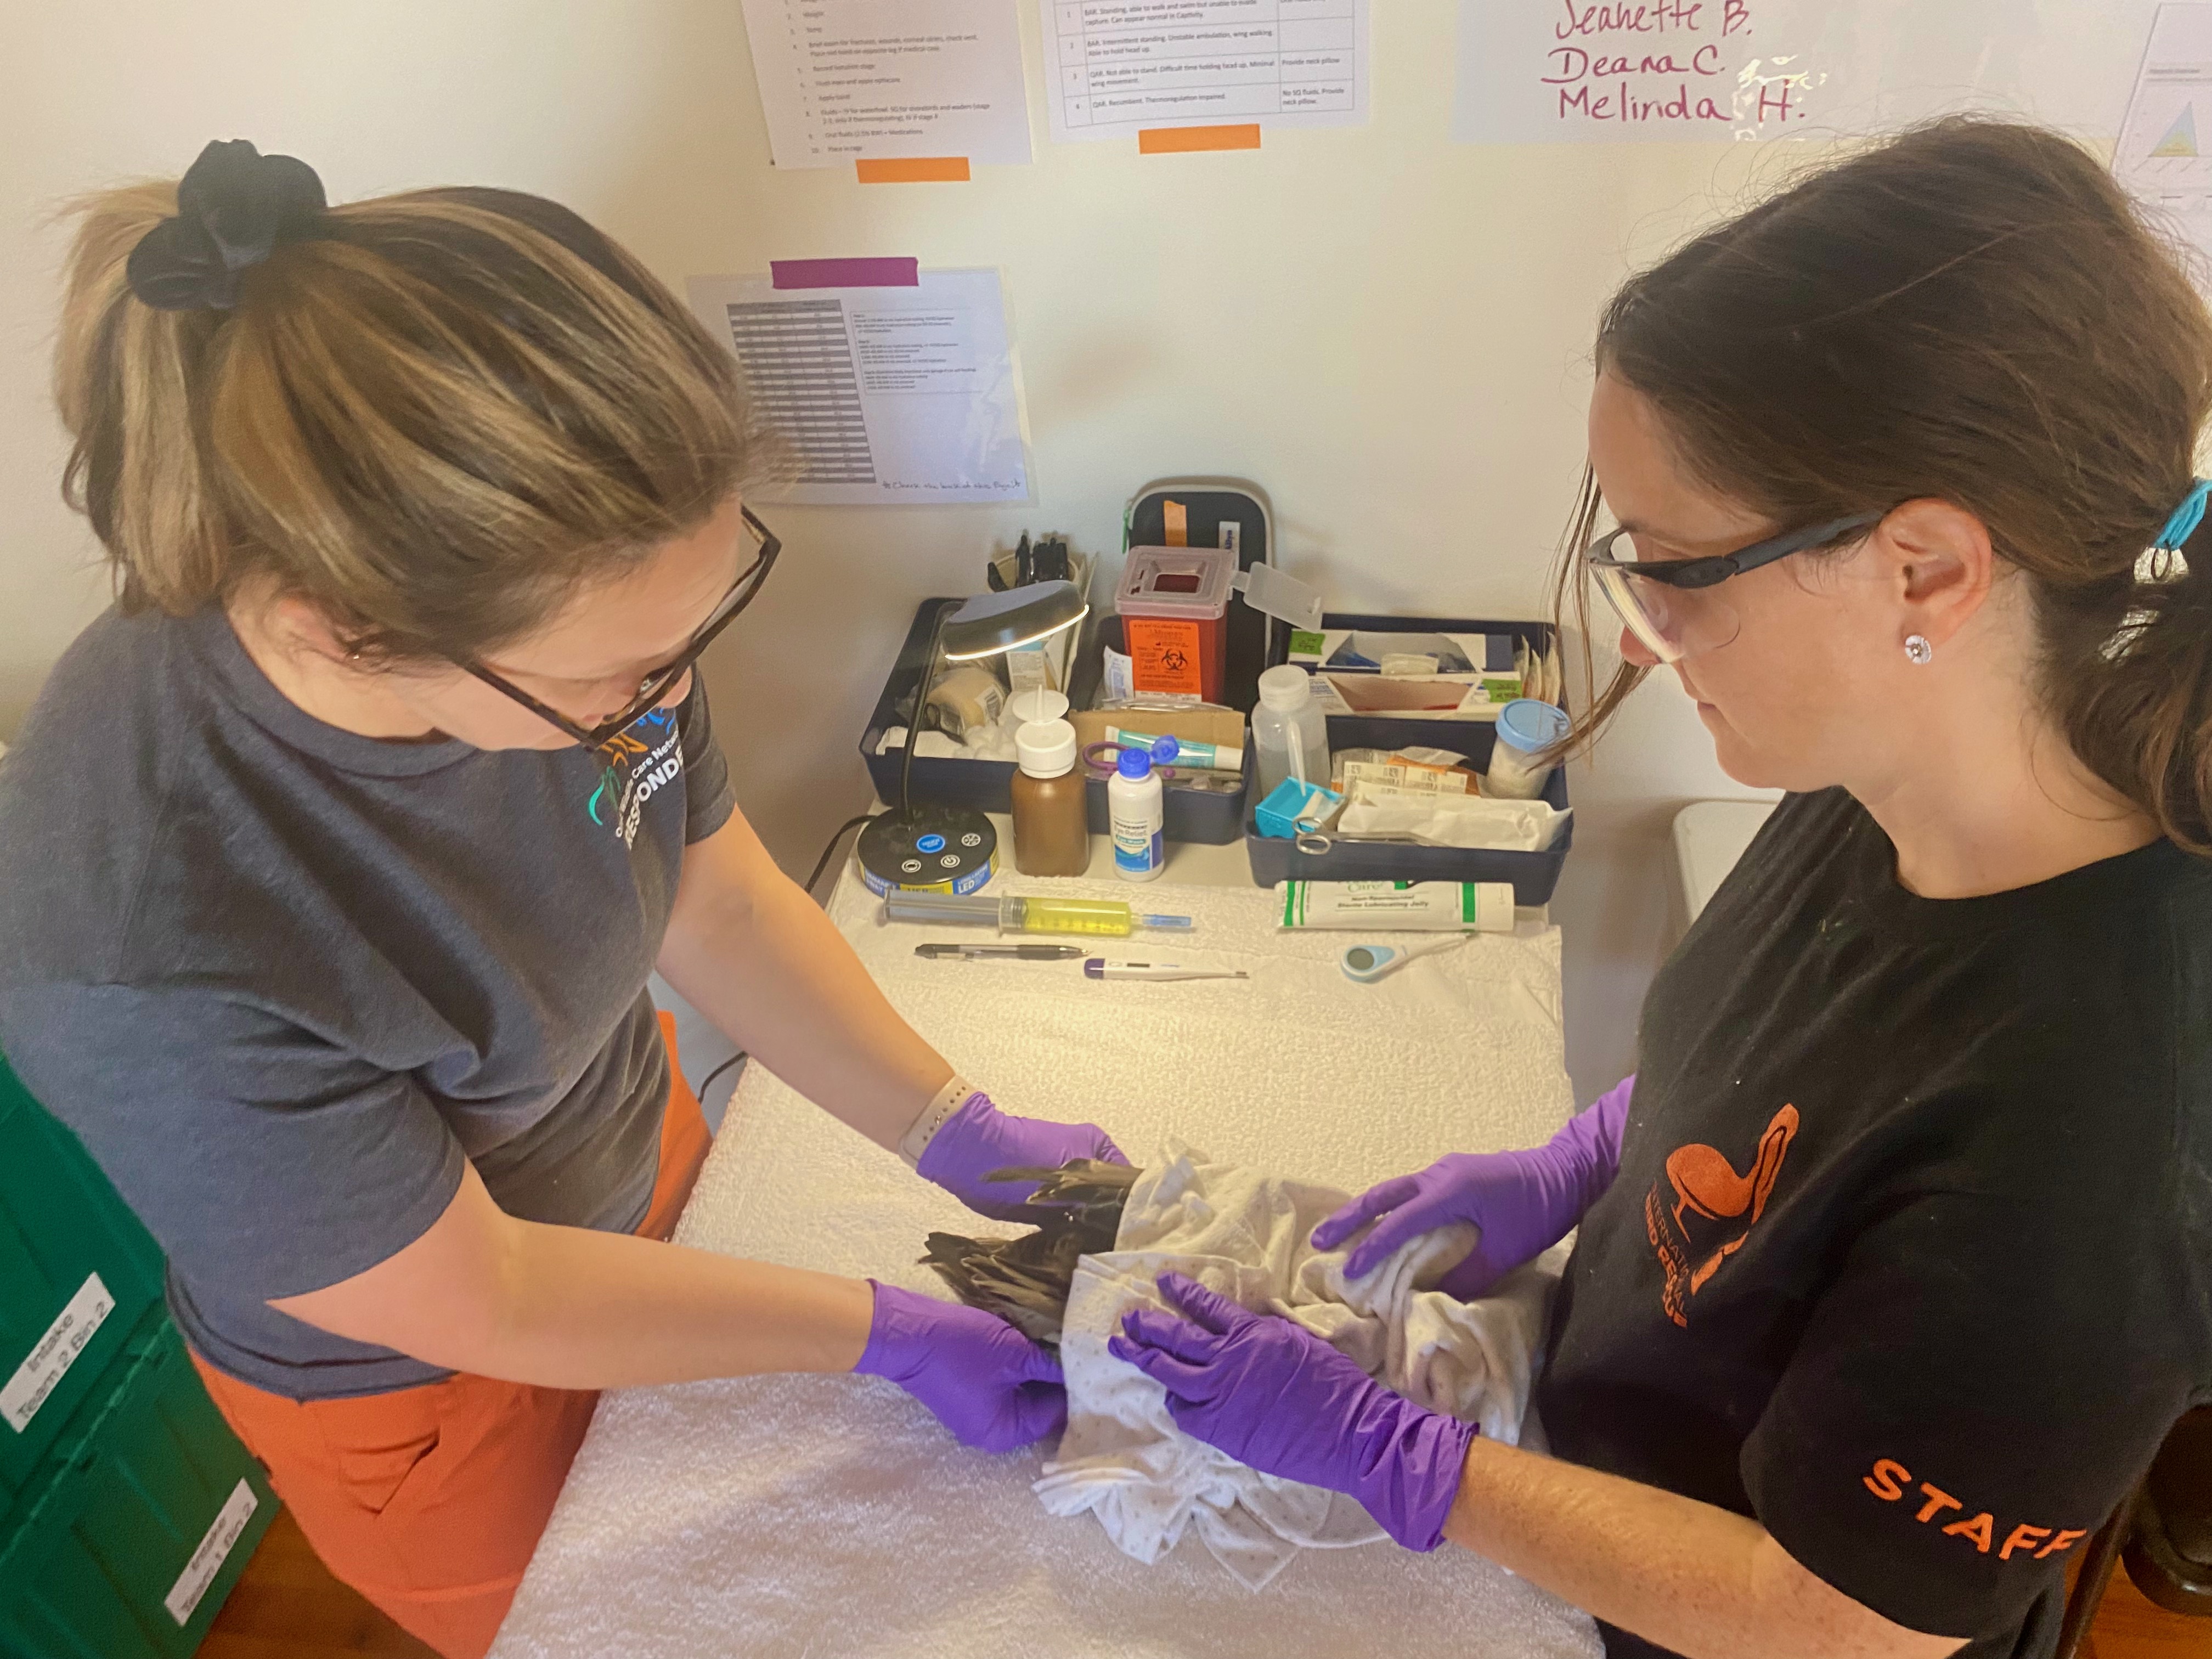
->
[1454,0,2167,145]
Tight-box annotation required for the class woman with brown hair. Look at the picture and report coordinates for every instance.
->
[1114,117,2212,1659]
[0,140,1120,1658]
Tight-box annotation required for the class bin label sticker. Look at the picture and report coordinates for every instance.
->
[1,1271,114,1433]
[166,1478,261,1627]
[1124,617,1204,696]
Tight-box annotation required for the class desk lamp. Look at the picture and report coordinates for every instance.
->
[856,579,1090,897]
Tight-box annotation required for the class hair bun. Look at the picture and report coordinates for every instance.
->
[125,139,327,312]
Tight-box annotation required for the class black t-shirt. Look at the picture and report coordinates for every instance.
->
[1537,788,2212,1659]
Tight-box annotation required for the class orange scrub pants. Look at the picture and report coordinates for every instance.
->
[190,1012,714,1658]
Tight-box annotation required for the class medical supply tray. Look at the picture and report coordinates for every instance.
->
[861,601,1254,844]
[860,485,1279,847]
[1243,613,1574,904]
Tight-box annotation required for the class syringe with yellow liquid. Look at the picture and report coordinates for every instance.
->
[882,892,1193,937]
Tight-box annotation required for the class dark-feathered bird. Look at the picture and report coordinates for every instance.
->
[921,1160,1141,1347]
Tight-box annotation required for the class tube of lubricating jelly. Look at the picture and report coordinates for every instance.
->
[1277,880,1514,933]
[1104,726,1243,774]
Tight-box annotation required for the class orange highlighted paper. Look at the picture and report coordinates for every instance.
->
[1138,125,1261,155]
[856,157,972,183]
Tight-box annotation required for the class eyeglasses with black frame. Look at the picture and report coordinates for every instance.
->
[1585,509,1885,663]
[463,504,781,747]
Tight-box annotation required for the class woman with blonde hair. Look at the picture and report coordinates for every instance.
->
[0,140,1119,1658]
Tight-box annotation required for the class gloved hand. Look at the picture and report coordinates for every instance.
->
[1109,1272,1476,1551]
[853,1280,1068,1452]
[915,1090,1127,1221]
[1311,1074,1634,1300]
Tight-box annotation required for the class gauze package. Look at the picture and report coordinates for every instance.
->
[1338,791,1571,851]
[1034,1142,1557,1590]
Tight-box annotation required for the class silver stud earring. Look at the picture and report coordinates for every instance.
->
[1904,634,1933,665]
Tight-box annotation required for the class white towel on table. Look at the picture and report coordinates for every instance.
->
[491,871,1599,1659]
[1036,1142,1555,1589]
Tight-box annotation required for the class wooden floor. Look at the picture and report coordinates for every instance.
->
[201,1510,436,1659]
[200,1504,2209,1659]
[2080,1568,2212,1659]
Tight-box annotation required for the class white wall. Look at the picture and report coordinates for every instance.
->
[2,1,1782,1097]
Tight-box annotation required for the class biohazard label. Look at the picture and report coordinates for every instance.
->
[1124,617,1204,696]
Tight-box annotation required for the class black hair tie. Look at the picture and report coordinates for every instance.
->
[125,139,328,312]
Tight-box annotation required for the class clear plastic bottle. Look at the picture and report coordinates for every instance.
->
[1251,664,1331,798]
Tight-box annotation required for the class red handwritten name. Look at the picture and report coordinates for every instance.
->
[1541,0,1776,126]
[1559,81,1731,122]
[1556,0,1706,38]
[1544,43,1724,83]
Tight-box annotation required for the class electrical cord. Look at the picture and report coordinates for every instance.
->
[695,1050,747,1100]
[682,811,877,1110]
[805,811,878,896]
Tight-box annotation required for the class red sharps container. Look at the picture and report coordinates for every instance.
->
[1116,545,1237,704]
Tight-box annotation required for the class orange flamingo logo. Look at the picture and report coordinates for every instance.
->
[1644,1104,1799,1327]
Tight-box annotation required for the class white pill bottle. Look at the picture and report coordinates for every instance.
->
[1108,746,1166,882]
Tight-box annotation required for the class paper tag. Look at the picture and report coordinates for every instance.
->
[1003,646,1050,696]
[166,1479,259,1627]
[1339,761,1474,798]
[2,1272,114,1434]
[1163,500,1187,546]
[1102,645,1135,703]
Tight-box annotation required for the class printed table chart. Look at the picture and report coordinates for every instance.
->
[1049,0,1363,133]
[718,297,876,487]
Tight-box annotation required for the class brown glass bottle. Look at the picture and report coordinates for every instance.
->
[1011,719,1091,876]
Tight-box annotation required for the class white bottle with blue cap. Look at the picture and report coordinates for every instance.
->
[1108,738,1172,881]
[1486,699,1571,800]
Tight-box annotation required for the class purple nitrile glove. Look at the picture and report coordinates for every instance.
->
[1108,1272,1477,1552]
[1311,1074,1635,1301]
[915,1091,1127,1221]
[853,1280,1068,1452]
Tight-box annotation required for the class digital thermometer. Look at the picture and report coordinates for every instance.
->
[1338,938,1469,984]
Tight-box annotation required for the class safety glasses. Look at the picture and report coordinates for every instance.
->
[1586,511,1884,663]
[464,505,781,747]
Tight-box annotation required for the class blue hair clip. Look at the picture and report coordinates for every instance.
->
[2155,479,2212,551]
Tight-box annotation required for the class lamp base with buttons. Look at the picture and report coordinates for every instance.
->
[856,806,999,898]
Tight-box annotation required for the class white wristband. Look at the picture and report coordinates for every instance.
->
[899,1074,977,1168]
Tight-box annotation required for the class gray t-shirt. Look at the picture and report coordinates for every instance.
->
[0,605,735,1398]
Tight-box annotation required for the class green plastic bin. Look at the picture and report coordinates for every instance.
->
[0,1304,275,1659]
[0,1057,166,1507]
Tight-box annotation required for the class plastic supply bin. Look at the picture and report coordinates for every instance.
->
[0,1304,275,1659]
[0,1056,166,1506]
[1244,614,1575,905]
[861,602,1253,845]
[1116,545,1237,703]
